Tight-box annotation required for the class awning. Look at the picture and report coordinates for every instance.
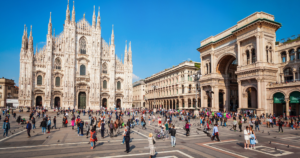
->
[290,91,300,103]
[273,92,285,104]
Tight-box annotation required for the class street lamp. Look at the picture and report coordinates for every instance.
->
[152,85,159,109]
[192,73,201,110]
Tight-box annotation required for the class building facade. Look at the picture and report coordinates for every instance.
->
[0,78,18,108]
[145,61,201,110]
[18,2,133,110]
[197,12,300,116]
[132,79,145,108]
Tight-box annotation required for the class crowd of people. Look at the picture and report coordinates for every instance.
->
[1,107,300,157]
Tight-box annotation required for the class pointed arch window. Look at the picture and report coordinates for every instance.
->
[80,65,86,75]
[79,37,86,54]
[117,81,121,90]
[37,75,42,85]
[103,80,107,89]
[55,58,61,70]
[55,77,60,87]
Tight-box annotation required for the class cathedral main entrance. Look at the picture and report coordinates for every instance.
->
[78,92,86,109]
[54,97,60,108]
[102,98,107,108]
[116,99,121,109]
[36,96,42,107]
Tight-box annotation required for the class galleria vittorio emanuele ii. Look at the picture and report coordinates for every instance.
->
[18,2,133,110]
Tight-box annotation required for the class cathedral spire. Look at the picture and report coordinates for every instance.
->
[48,12,52,35]
[111,25,114,45]
[65,0,70,24]
[72,1,75,24]
[128,41,131,53]
[29,25,33,51]
[23,24,26,37]
[96,7,100,29]
[124,40,128,63]
[92,5,96,28]
[128,41,132,63]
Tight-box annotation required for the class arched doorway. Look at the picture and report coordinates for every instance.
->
[54,97,60,108]
[246,87,257,108]
[216,55,238,112]
[289,91,300,116]
[102,98,107,108]
[143,102,145,107]
[36,96,42,107]
[273,92,285,116]
[78,92,86,109]
[116,99,121,109]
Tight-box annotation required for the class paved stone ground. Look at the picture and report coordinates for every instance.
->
[0,112,300,158]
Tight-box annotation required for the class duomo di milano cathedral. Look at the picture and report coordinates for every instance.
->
[18,2,133,110]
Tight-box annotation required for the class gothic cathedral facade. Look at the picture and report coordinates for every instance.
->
[18,2,133,110]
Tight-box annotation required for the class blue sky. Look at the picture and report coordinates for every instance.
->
[0,0,299,85]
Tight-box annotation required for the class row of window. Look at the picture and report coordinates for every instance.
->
[281,48,300,63]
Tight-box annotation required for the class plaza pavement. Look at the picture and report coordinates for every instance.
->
[0,112,300,158]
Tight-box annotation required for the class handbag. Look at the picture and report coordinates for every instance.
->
[255,139,258,144]
[153,138,156,144]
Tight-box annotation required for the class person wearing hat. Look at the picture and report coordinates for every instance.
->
[2,119,10,137]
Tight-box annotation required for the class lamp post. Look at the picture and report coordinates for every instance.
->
[192,73,201,110]
[152,85,159,109]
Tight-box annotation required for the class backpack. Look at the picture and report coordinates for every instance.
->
[65,120,68,124]
[98,122,101,128]
[110,123,113,129]
[92,132,96,139]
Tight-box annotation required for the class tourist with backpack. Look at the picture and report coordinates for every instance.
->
[109,121,114,137]
[76,117,81,134]
[90,128,97,149]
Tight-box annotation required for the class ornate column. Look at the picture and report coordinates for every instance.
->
[201,86,206,108]
[237,41,241,66]
[238,80,242,111]
[285,99,290,117]
[256,35,261,62]
[257,78,262,109]
[293,71,296,81]
[287,50,290,62]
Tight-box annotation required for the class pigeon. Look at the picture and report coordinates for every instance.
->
[262,130,264,133]
[108,140,110,143]
[287,145,289,148]
[275,147,277,151]
[269,141,271,144]
[57,140,60,142]
[274,137,276,138]
[33,131,35,133]
[46,136,49,139]
[280,151,283,154]
[14,130,15,132]
[239,135,241,137]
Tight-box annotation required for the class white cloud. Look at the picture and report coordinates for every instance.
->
[132,73,140,83]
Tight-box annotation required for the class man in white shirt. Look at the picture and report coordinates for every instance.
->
[269,118,273,128]
[244,126,250,149]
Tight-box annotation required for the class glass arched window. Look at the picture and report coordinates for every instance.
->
[252,49,256,63]
[284,68,293,82]
[80,65,86,75]
[55,58,61,70]
[37,75,42,85]
[55,77,60,87]
[79,38,86,54]
[246,50,250,64]
[289,49,295,61]
[182,85,184,94]
[189,84,192,93]
[209,62,211,73]
[266,46,269,63]
[117,81,121,90]
[103,80,107,89]
[297,48,300,59]
[102,64,107,74]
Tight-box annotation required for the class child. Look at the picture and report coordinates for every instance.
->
[250,131,256,149]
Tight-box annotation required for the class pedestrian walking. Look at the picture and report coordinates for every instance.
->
[79,120,84,136]
[47,117,51,133]
[250,130,256,149]
[90,128,97,149]
[185,122,190,136]
[2,119,10,137]
[26,121,32,138]
[278,119,284,133]
[40,118,47,134]
[170,125,176,147]
[32,117,36,129]
[52,116,57,129]
[238,119,243,132]
[211,124,220,141]
[244,126,250,149]
[101,121,105,138]
[71,115,75,130]
[125,125,131,153]
[148,133,156,158]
